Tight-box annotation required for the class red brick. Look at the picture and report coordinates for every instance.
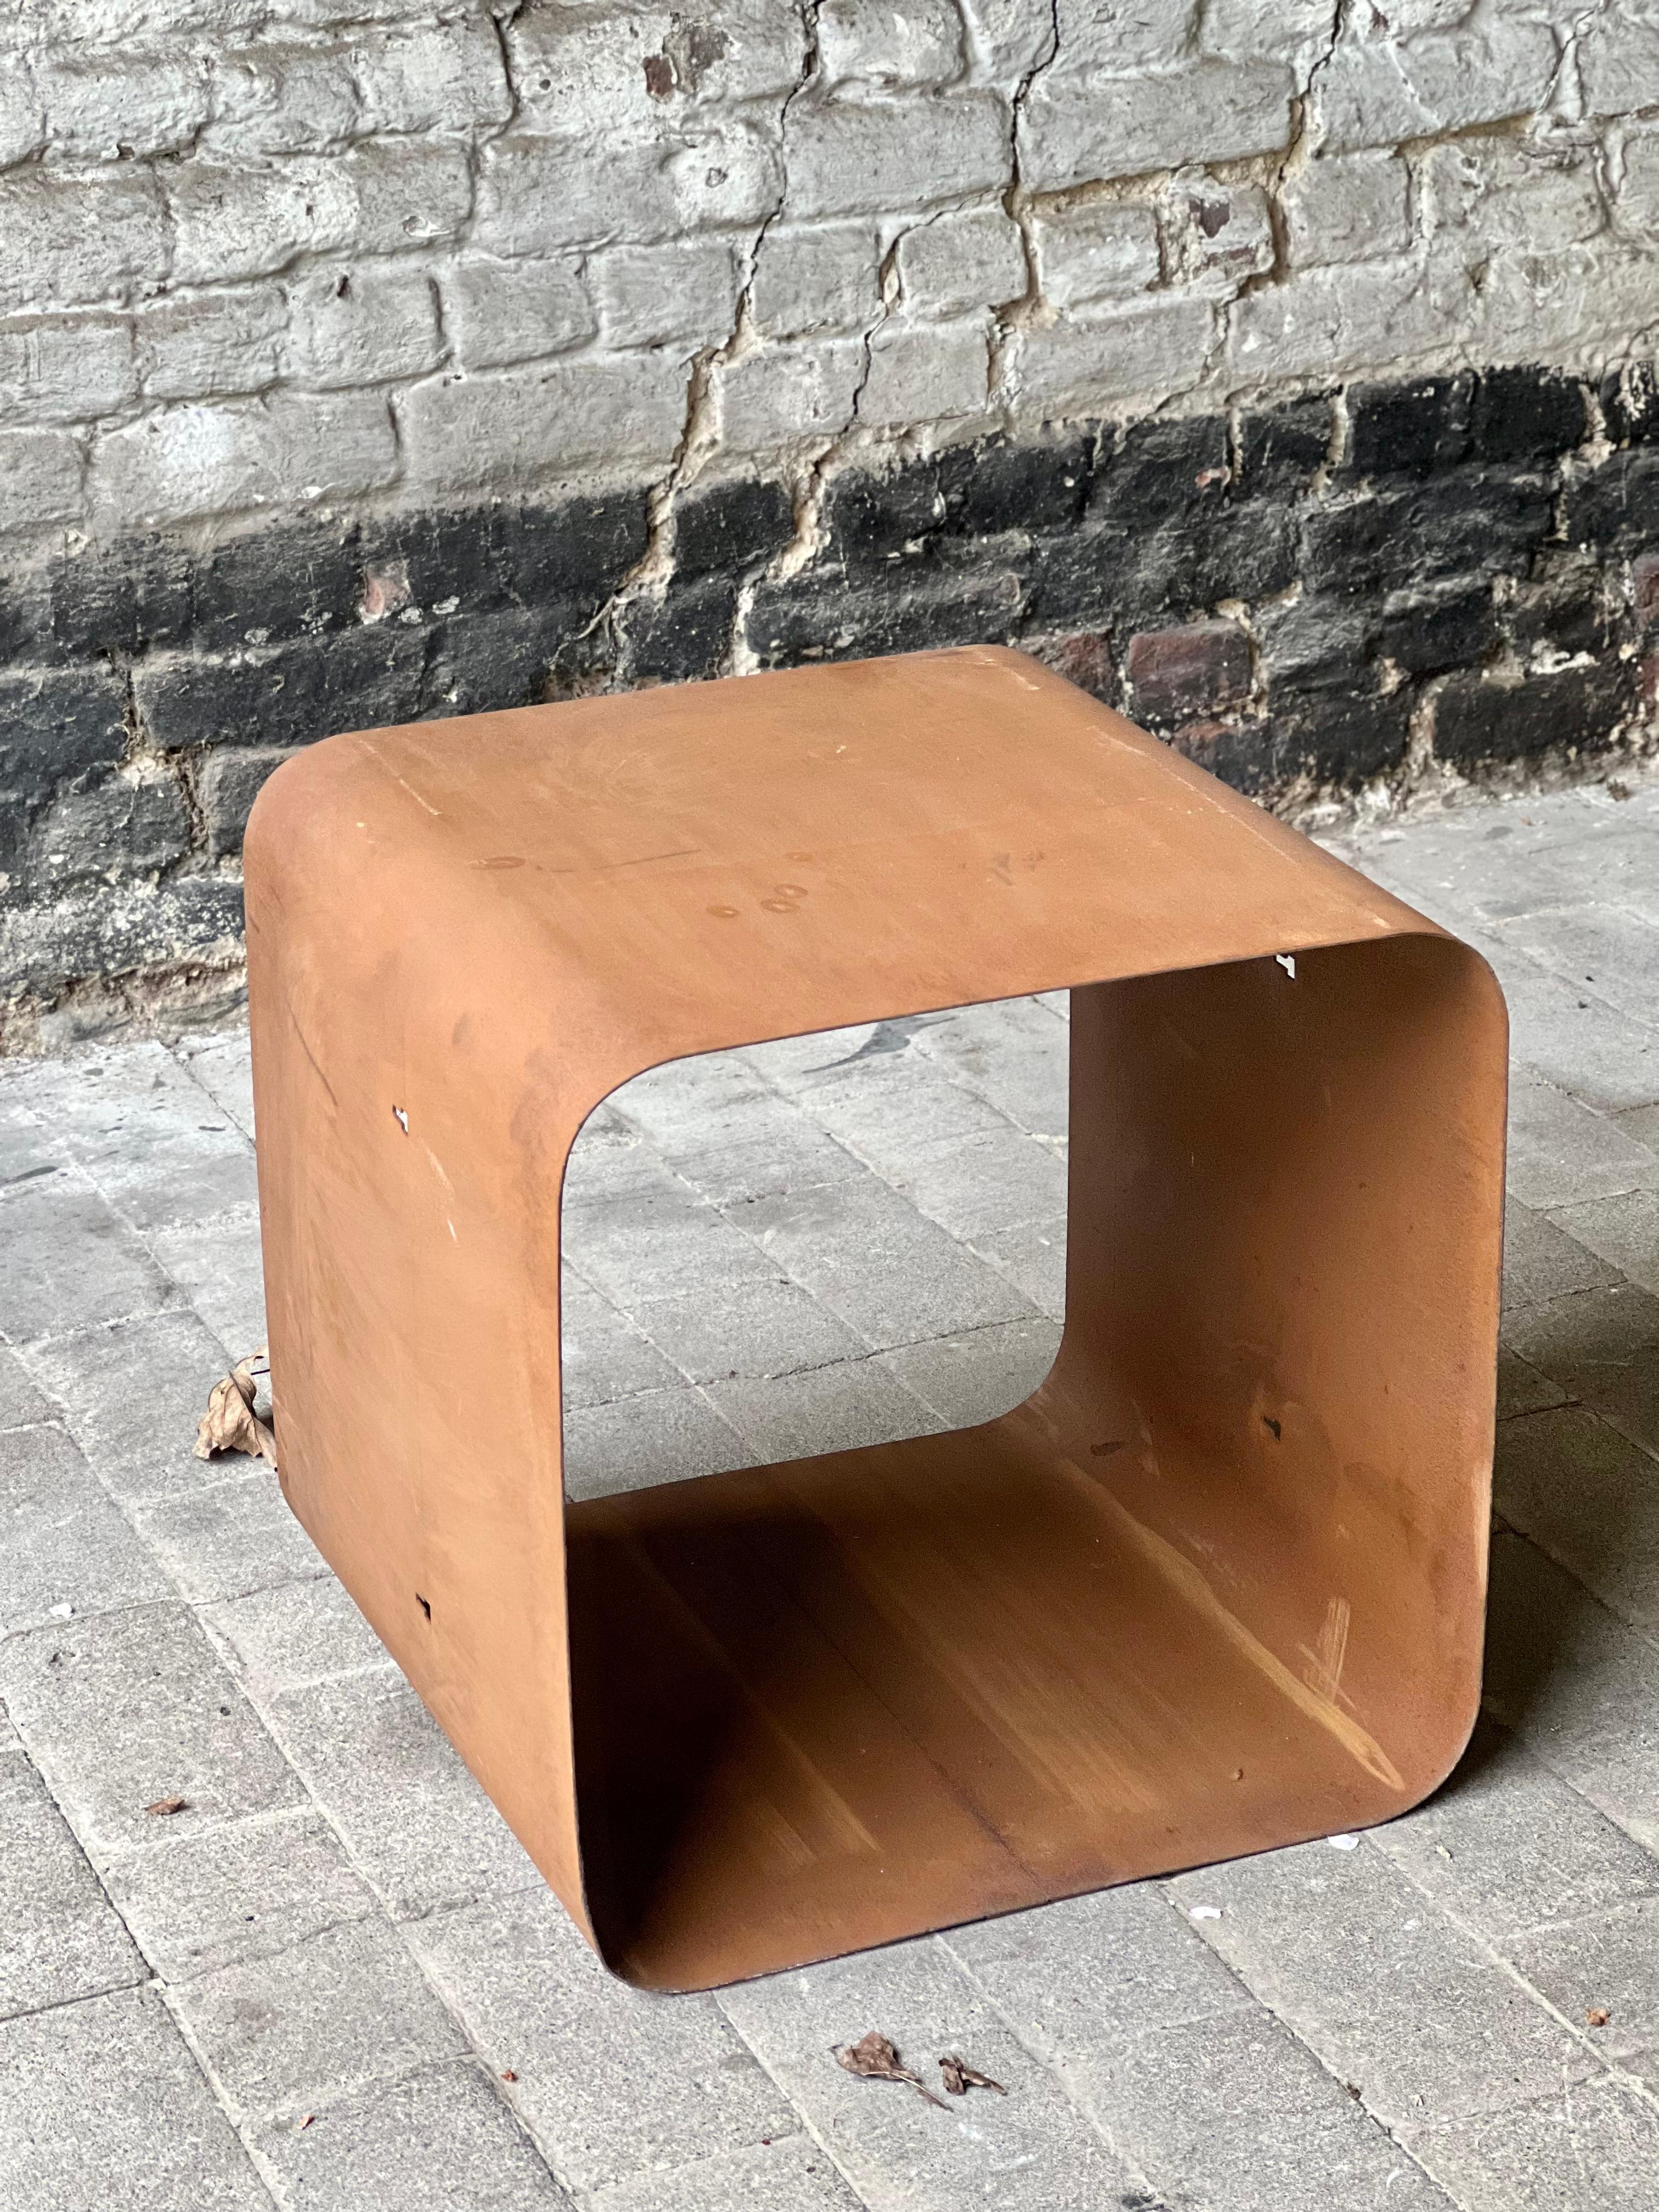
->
[1125,619,1251,723]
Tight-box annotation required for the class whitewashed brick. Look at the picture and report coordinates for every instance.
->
[1231,256,1469,381]
[346,140,473,252]
[1316,21,1559,153]
[166,159,356,285]
[352,18,512,133]
[1474,236,1659,361]
[1030,202,1159,313]
[1165,176,1273,297]
[1015,296,1214,415]
[596,238,741,351]
[785,91,1011,217]
[205,44,361,155]
[91,391,397,527]
[396,356,690,490]
[1621,132,1659,225]
[718,338,864,450]
[1202,0,1340,66]
[860,315,990,425]
[665,121,785,234]
[506,0,804,134]
[33,50,215,160]
[0,60,47,168]
[898,208,1028,317]
[477,127,778,253]
[1425,139,1605,253]
[1582,13,1659,117]
[442,256,595,371]
[957,0,1056,78]
[1021,61,1293,192]
[134,288,286,401]
[0,429,86,533]
[751,223,881,337]
[1051,0,1197,71]
[285,263,442,388]
[1282,153,1411,269]
[0,316,138,426]
[816,0,966,92]
[0,170,169,315]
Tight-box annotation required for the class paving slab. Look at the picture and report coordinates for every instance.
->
[561,1384,754,1501]
[144,1208,269,1362]
[171,1911,467,2126]
[0,1170,177,1342]
[259,1671,538,1920]
[0,1752,147,2021]
[18,1308,251,1506]
[1510,1894,1659,2072]
[718,1934,1138,2211]
[0,1420,168,1635]
[1166,1840,1595,2129]
[0,1342,53,1430]
[407,1888,798,2196]
[132,1468,325,1606]
[1552,1187,1659,1300]
[1494,1404,1659,1631]
[949,1886,1448,2211]
[254,2059,574,2211]
[1403,2073,1659,2211]
[1483,1531,1659,1854]
[1503,1280,1659,1455]
[0,1980,268,2211]
[100,1808,379,1984]
[870,1317,1062,1428]
[589,2132,866,2212]
[201,1575,396,1700]
[1368,1718,1659,1945]
[0,1601,303,1858]
[1506,1071,1659,1210]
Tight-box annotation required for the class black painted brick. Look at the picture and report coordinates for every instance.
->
[673,478,794,581]
[133,624,428,755]
[0,667,131,816]
[198,745,296,861]
[1381,582,1499,676]
[1601,363,1659,447]
[1469,368,1587,465]
[1237,394,1332,492]
[1434,661,1638,767]
[1346,375,1472,478]
[622,575,737,685]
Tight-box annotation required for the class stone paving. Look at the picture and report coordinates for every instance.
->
[4,764,1659,2209]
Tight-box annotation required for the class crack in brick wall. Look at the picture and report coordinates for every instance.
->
[3,2,1659,1031]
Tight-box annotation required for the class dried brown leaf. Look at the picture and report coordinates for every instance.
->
[145,1796,188,1817]
[939,2054,1006,2097]
[836,2031,946,2109]
[1587,2007,1611,2028]
[195,1347,276,1466]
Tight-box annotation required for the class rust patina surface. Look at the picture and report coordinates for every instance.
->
[245,646,1508,1990]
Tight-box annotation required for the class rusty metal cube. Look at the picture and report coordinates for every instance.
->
[247,647,1508,1990]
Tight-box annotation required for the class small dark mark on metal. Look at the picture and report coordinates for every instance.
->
[1262,1415,1282,1440]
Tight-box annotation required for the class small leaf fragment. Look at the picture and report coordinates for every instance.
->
[145,1796,188,1817]
[836,2031,946,2109]
[1587,2007,1611,2028]
[195,1347,276,1467]
[939,2053,1006,2097]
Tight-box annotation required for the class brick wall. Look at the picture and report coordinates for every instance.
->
[3,2,1659,1037]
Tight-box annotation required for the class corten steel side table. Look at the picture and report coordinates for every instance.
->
[246,645,1508,1993]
